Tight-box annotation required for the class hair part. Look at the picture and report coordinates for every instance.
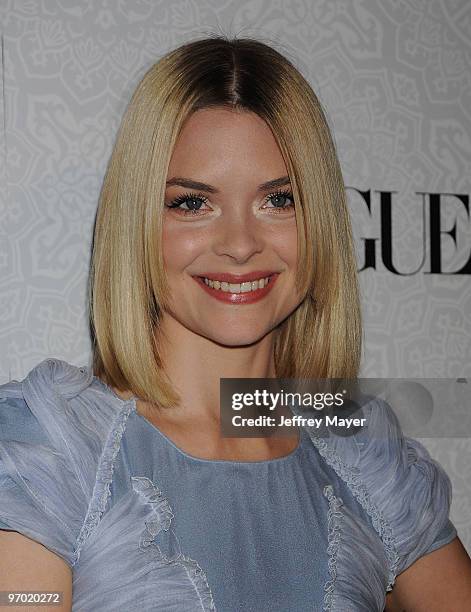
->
[88,34,362,409]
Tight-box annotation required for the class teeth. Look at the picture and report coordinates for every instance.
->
[203,276,272,293]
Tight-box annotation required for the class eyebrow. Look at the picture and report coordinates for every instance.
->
[165,175,291,193]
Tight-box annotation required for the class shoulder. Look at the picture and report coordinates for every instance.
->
[301,395,457,589]
[0,357,131,440]
[0,358,133,567]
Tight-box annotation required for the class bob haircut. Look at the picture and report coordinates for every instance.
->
[89,35,362,409]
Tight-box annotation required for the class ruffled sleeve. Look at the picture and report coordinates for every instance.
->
[0,359,116,568]
[359,397,457,578]
[301,395,458,589]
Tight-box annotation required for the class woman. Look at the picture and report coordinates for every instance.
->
[1,36,470,612]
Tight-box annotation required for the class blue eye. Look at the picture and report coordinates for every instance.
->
[166,188,295,216]
[264,189,295,212]
[166,192,209,216]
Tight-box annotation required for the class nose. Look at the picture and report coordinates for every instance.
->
[212,207,264,264]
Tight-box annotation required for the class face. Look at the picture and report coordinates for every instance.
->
[160,107,304,347]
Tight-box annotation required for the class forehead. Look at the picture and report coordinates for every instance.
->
[168,108,288,178]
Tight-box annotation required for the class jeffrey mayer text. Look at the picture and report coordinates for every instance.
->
[280,415,366,428]
[232,414,367,428]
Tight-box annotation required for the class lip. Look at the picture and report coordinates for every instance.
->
[195,270,278,284]
[193,273,280,304]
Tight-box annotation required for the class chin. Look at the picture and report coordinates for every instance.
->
[201,327,273,348]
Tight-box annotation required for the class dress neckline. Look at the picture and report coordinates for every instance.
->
[133,410,305,465]
[93,374,304,465]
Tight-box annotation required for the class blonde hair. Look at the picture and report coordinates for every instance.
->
[89,35,362,409]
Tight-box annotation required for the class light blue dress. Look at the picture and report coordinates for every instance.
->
[0,358,457,611]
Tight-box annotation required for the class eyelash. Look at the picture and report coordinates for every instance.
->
[166,188,295,216]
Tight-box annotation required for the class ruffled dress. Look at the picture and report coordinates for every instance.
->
[0,358,457,611]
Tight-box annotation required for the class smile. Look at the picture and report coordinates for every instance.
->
[193,273,279,304]
[203,275,271,293]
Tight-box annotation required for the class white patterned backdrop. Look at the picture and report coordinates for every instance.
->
[1,1,470,553]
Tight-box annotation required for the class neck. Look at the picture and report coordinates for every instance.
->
[153,315,277,425]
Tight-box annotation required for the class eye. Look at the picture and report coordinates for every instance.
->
[262,189,295,213]
[165,188,295,217]
[166,192,210,216]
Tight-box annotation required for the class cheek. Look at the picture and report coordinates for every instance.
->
[162,223,206,270]
[270,225,298,267]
